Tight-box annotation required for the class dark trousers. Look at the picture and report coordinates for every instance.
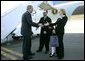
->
[38,34,50,51]
[56,34,64,58]
[22,35,31,60]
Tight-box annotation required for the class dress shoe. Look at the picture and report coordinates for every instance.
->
[23,56,33,60]
[28,56,33,60]
[49,53,55,57]
[49,53,57,57]
[29,53,35,56]
[57,56,64,59]
[45,51,49,54]
[36,50,42,52]
[49,54,54,57]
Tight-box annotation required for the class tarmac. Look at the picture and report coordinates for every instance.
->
[1,33,84,60]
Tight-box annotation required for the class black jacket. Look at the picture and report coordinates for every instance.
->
[21,11,39,36]
[50,16,68,35]
[38,16,52,35]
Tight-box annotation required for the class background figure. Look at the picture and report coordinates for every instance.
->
[21,5,39,60]
[36,11,52,54]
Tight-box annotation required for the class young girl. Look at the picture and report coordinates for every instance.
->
[49,26,59,57]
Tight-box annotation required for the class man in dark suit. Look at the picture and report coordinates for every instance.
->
[21,5,39,60]
[36,11,52,54]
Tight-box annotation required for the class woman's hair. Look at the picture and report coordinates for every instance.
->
[60,9,66,16]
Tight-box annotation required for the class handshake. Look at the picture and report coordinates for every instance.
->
[38,22,49,27]
[36,23,49,30]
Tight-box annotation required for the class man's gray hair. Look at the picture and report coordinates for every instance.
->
[27,5,33,10]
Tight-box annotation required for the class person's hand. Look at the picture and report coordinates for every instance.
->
[44,22,49,26]
[49,26,52,29]
[52,30,56,33]
[38,23,43,27]
[43,31,47,34]
[36,27,38,30]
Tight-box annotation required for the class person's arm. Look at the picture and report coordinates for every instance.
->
[44,18,52,26]
[26,14,39,27]
[38,17,43,24]
[38,18,44,26]
[57,17,68,28]
[48,18,52,24]
[49,18,61,27]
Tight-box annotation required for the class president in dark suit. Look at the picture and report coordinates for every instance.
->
[21,5,39,60]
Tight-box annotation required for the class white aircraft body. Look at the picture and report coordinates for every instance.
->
[1,1,84,43]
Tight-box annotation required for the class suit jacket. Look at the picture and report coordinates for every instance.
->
[21,11,39,36]
[39,16,52,35]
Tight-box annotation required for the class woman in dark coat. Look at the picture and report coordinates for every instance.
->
[49,9,68,59]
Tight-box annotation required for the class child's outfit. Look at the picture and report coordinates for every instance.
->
[49,26,59,57]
